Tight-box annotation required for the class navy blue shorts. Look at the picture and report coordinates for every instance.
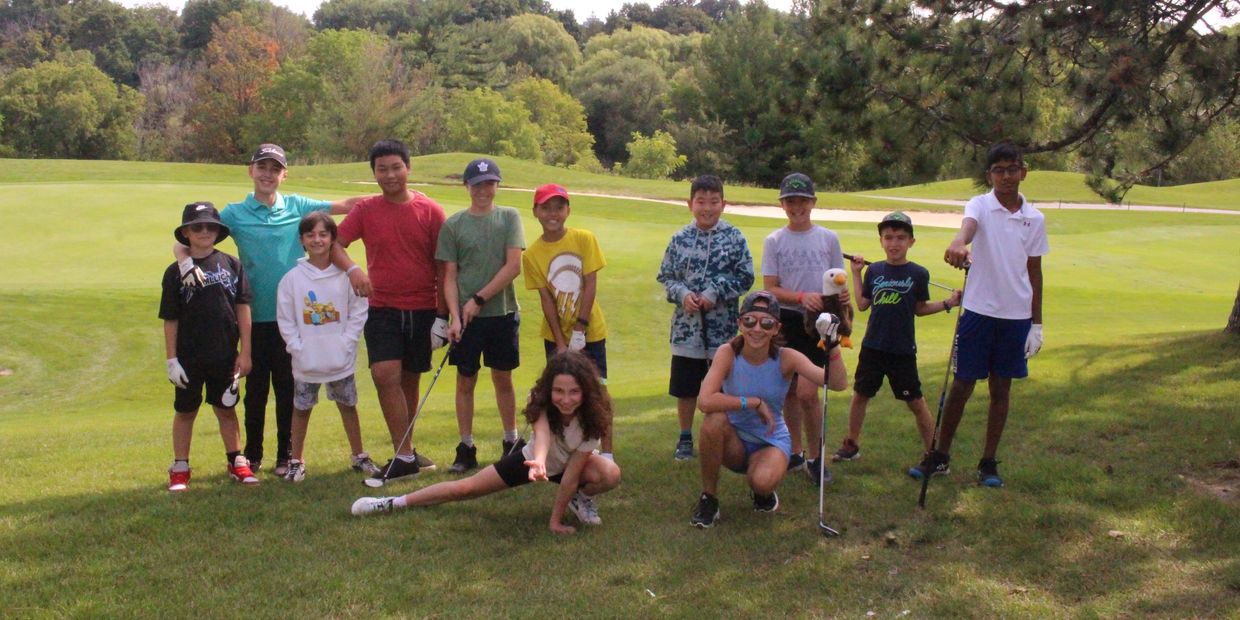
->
[543,339,608,381]
[450,313,520,377]
[954,311,1031,381]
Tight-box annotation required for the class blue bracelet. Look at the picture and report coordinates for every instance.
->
[740,396,748,411]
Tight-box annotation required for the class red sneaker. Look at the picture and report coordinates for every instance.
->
[168,466,191,492]
[228,455,259,485]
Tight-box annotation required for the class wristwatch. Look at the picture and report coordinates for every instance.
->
[471,293,486,306]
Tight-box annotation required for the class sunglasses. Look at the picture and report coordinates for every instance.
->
[188,223,219,232]
[740,315,778,330]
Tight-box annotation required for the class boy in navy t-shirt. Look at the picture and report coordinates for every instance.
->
[832,212,960,480]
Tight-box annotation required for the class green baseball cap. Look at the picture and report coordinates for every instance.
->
[878,211,914,234]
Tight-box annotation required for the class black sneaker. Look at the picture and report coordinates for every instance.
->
[449,442,478,473]
[752,491,779,513]
[907,450,951,480]
[977,458,1004,487]
[501,437,526,457]
[806,457,833,486]
[371,456,420,483]
[832,438,861,462]
[690,492,720,528]
[786,451,806,472]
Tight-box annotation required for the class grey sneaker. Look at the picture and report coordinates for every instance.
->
[351,453,381,476]
[351,496,396,516]
[414,450,436,472]
[569,491,602,525]
[674,438,695,461]
[283,459,305,482]
[807,458,833,486]
[273,460,290,477]
[690,492,719,528]
[832,438,861,462]
[752,490,779,513]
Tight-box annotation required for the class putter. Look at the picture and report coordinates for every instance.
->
[363,344,454,488]
[818,314,841,537]
[844,253,956,293]
[918,267,969,508]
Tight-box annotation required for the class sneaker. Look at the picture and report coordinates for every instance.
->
[673,438,695,461]
[907,450,951,480]
[273,460,290,477]
[168,464,191,492]
[283,459,306,482]
[351,496,396,516]
[786,451,806,472]
[228,455,259,485]
[351,453,381,476]
[832,438,861,462]
[449,442,478,474]
[977,458,1004,487]
[690,492,720,528]
[501,437,526,457]
[806,458,833,486]
[569,491,602,525]
[414,450,436,472]
[370,456,420,483]
[752,490,779,513]
[248,459,262,473]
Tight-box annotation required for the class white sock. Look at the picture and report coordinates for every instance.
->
[170,460,190,472]
[503,430,519,442]
[600,452,614,462]
[461,435,474,448]
[396,453,415,463]
[392,496,407,508]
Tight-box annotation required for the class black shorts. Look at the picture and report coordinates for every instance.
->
[363,307,435,373]
[543,339,608,381]
[779,309,827,366]
[668,355,709,399]
[174,357,235,413]
[493,448,565,487]
[853,347,922,401]
[450,313,520,377]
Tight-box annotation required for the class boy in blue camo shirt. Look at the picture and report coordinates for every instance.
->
[657,175,755,461]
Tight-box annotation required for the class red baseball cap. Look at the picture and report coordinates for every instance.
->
[533,183,570,206]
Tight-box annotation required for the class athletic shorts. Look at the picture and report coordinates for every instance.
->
[174,357,235,413]
[450,313,520,377]
[725,428,792,473]
[493,448,566,488]
[543,339,608,382]
[363,307,434,373]
[668,355,709,399]
[779,309,827,366]
[293,375,358,410]
[954,311,1031,381]
[853,347,923,401]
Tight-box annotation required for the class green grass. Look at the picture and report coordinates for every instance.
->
[2,161,1239,617]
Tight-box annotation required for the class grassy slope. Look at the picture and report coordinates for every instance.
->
[1,161,1238,617]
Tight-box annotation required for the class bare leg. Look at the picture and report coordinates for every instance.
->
[699,413,746,495]
[400,465,510,507]
[491,369,517,434]
[456,372,478,438]
[213,406,242,453]
[676,397,696,433]
[846,393,870,443]
[937,378,977,454]
[290,407,311,461]
[172,410,197,460]
[577,454,622,496]
[372,361,413,456]
[337,403,364,456]
[906,397,935,451]
[982,375,1012,459]
[746,447,789,496]
[798,384,823,458]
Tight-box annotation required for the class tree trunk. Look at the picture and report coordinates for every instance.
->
[1227,281,1240,335]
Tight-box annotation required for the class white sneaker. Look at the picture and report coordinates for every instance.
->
[569,491,601,525]
[351,496,396,516]
[283,459,306,482]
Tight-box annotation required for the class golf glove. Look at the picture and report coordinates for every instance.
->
[166,358,188,388]
[1024,324,1043,359]
[815,312,840,344]
[177,257,205,288]
[568,330,587,351]
[430,316,449,350]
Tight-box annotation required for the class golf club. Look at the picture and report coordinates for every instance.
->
[918,266,969,508]
[818,313,841,537]
[363,344,453,488]
[843,253,956,293]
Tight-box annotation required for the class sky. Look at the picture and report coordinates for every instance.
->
[116,0,797,20]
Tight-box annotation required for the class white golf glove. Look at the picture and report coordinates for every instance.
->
[1024,324,1043,359]
[815,312,840,344]
[166,358,189,388]
[430,316,450,350]
[568,330,587,351]
[178,257,205,288]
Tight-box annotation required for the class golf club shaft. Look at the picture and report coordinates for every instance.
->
[818,337,840,536]
[843,253,956,293]
[919,268,968,508]
[378,344,453,480]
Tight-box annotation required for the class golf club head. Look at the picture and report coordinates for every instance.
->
[819,522,841,537]
[219,373,240,408]
[362,477,385,488]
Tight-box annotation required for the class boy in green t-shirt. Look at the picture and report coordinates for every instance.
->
[436,158,526,474]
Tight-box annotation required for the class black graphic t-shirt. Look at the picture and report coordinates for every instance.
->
[159,250,253,364]
[860,261,930,355]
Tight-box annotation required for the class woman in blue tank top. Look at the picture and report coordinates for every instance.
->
[690,291,848,528]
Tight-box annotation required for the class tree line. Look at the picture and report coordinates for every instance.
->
[1,0,1237,193]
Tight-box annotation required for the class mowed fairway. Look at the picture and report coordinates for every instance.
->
[1,159,1238,618]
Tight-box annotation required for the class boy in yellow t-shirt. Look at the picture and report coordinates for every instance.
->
[522,184,613,459]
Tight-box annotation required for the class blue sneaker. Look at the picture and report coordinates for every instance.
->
[977,458,1004,487]
[674,438,695,461]
[908,450,951,480]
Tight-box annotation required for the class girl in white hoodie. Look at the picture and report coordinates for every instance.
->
[276,212,371,481]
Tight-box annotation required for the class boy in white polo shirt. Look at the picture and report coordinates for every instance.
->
[935,142,1049,488]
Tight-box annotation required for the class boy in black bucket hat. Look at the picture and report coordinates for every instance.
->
[159,201,256,492]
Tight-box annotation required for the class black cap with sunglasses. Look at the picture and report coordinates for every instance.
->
[174,201,230,245]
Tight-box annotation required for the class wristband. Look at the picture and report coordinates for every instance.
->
[797,292,805,306]
[471,293,486,306]
[739,396,747,411]
[346,265,360,274]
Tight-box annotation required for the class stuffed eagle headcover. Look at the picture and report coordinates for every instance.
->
[804,267,854,349]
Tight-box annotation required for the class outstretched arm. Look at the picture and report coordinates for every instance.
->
[945,218,977,269]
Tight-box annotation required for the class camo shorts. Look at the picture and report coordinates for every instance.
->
[293,375,358,410]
